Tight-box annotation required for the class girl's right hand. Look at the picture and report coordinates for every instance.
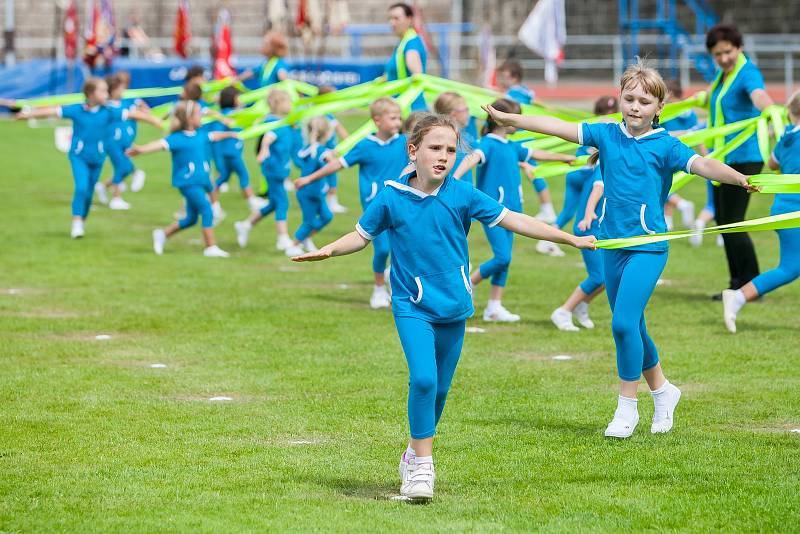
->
[257,150,269,163]
[572,235,597,250]
[482,105,516,127]
[126,146,142,157]
[577,213,597,232]
[292,247,332,262]
[294,177,310,189]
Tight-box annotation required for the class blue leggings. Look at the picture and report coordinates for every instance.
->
[106,140,135,185]
[532,177,549,193]
[752,227,800,295]
[178,185,213,229]
[215,153,251,190]
[555,168,588,229]
[69,156,104,218]
[579,247,605,294]
[295,191,333,241]
[326,173,338,188]
[259,177,289,222]
[603,249,668,381]
[479,223,514,287]
[394,316,466,439]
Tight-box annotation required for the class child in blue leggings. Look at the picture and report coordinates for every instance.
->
[723,92,800,332]
[486,59,758,439]
[18,77,159,238]
[293,114,595,501]
[127,100,235,257]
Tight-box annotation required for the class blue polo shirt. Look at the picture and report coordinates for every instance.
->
[662,109,698,133]
[708,59,766,164]
[260,115,294,180]
[107,98,139,148]
[473,133,532,213]
[296,143,329,197]
[579,121,699,251]
[356,172,508,322]
[770,124,800,215]
[340,133,408,207]
[216,107,244,157]
[506,84,535,106]
[59,103,127,164]
[161,130,213,189]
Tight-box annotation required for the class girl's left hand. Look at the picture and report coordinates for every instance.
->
[740,176,761,193]
[126,146,141,157]
[294,177,309,189]
[572,235,597,250]
[292,248,332,262]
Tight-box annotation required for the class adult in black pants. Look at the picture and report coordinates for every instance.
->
[705,24,774,297]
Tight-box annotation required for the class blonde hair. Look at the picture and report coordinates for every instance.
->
[263,31,289,58]
[307,116,333,145]
[82,77,106,99]
[403,111,430,136]
[433,92,466,115]
[620,58,668,103]
[407,113,461,152]
[171,100,199,132]
[267,89,292,115]
[369,97,401,118]
[787,90,800,121]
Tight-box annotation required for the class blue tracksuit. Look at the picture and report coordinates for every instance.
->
[106,98,139,185]
[59,103,126,218]
[751,125,800,296]
[213,108,250,190]
[474,133,531,287]
[295,143,333,241]
[162,130,215,229]
[259,115,293,222]
[581,121,699,381]
[340,132,408,274]
[357,172,508,438]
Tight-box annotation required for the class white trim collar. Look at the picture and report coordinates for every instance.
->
[619,122,664,140]
[791,124,800,134]
[367,132,401,146]
[182,130,197,136]
[486,133,509,144]
[384,173,443,198]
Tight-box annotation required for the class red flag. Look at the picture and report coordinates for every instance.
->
[295,0,307,31]
[64,0,79,60]
[212,8,235,79]
[83,0,116,67]
[174,0,191,58]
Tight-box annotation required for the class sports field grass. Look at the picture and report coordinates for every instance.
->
[1,115,799,532]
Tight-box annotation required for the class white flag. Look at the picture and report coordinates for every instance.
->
[518,0,566,84]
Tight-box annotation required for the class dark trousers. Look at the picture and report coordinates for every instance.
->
[713,161,762,289]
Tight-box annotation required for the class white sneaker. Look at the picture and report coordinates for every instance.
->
[109,197,131,210]
[283,178,296,192]
[688,228,703,247]
[248,196,268,212]
[400,460,435,501]
[551,307,579,331]
[716,234,724,247]
[302,238,318,252]
[678,200,695,228]
[152,229,166,255]
[95,182,109,205]
[483,304,520,322]
[219,182,230,193]
[370,286,391,309]
[534,210,557,224]
[535,240,565,257]
[212,203,226,226]
[131,169,146,192]
[276,234,293,251]
[329,202,348,214]
[651,383,681,434]
[234,220,252,248]
[118,182,127,193]
[573,301,595,329]
[399,450,412,482]
[203,245,230,258]
[604,413,640,438]
[70,220,85,239]
[722,289,739,334]
[284,244,305,257]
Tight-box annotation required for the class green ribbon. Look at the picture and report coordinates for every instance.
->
[395,28,419,80]
[748,174,800,193]
[595,210,800,249]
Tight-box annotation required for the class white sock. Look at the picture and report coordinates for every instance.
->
[374,284,386,292]
[694,219,706,231]
[241,220,252,229]
[676,199,691,211]
[665,214,674,231]
[487,299,501,311]
[415,455,433,466]
[650,380,671,396]
[330,194,339,204]
[405,444,416,460]
[731,289,746,312]
[615,395,638,421]
[541,202,555,215]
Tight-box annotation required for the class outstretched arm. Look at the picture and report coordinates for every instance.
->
[128,109,163,129]
[499,211,596,249]
[530,149,577,163]
[690,157,760,192]
[452,152,481,180]
[292,231,369,261]
[210,130,239,142]
[127,139,167,157]
[295,159,344,188]
[483,104,580,143]
[16,106,60,119]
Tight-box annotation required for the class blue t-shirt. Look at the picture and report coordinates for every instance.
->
[253,57,289,87]
[662,110,698,133]
[580,121,699,251]
[290,125,304,168]
[296,143,329,197]
[215,108,244,157]
[506,84,535,106]
[106,98,139,148]
[770,124,800,215]
[161,130,213,189]
[340,133,408,206]
[59,103,126,164]
[357,172,507,322]
[385,34,427,110]
[708,59,766,164]
[473,133,532,213]
[574,165,605,236]
[260,115,294,179]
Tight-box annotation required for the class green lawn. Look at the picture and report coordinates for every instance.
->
[1,115,798,532]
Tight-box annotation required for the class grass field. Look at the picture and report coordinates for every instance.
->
[1,114,799,532]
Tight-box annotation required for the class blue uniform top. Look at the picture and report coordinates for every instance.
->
[290,125,304,168]
[161,130,213,189]
[296,143,330,196]
[340,133,408,205]
[385,34,427,110]
[573,165,605,236]
[59,103,127,164]
[215,108,244,157]
[506,84,534,105]
[473,133,532,213]
[260,115,294,179]
[107,98,139,148]
[662,109,698,133]
[357,172,508,322]
[253,57,289,87]
[708,59,766,164]
[770,124,800,214]
[579,121,699,251]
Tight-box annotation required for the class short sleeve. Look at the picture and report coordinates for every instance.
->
[469,187,508,227]
[772,133,787,164]
[341,139,366,168]
[579,122,611,149]
[59,104,80,120]
[669,138,700,174]
[405,38,426,58]
[591,166,604,186]
[356,190,391,240]
[473,137,490,165]
[109,105,126,123]
[162,133,179,151]
[741,64,766,96]
[516,142,532,163]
